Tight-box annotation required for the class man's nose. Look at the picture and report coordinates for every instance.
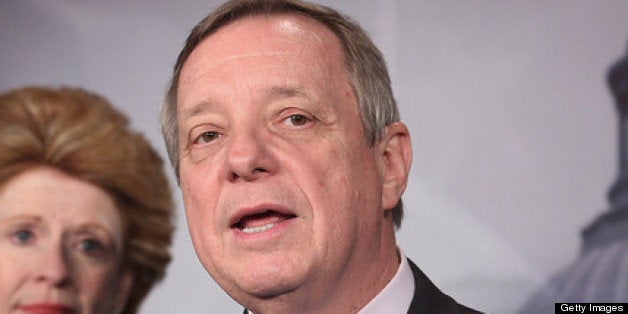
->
[36,244,71,288]
[225,129,278,182]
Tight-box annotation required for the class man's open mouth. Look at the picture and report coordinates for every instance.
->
[231,209,297,234]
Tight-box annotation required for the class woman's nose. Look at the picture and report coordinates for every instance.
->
[35,244,71,288]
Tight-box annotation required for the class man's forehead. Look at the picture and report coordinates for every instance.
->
[185,51,300,75]
[178,13,347,95]
[178,83,310,119]
[185,13,337,67]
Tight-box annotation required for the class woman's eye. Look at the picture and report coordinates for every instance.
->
[78,239,105,254]
[284,114,310,127]
[12,229,33,244]
[194,131,221,144]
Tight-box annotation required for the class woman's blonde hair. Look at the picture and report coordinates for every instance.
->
[0,86,174,313]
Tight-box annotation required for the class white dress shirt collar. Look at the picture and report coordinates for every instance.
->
[358,251,415,314]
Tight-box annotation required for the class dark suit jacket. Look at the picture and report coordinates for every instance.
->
[244,258,482,313]
[407,258,481,313]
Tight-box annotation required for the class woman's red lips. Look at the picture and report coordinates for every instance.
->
[19,304,73,314]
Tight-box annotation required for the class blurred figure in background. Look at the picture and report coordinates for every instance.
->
[0,87,174,313]
[520,45,628,312]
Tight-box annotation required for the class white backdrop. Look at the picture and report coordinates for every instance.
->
[1,1,627,313]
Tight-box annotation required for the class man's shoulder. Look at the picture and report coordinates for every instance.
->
[406,258,483,314]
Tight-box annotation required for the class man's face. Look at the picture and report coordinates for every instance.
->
[177,14,392,306]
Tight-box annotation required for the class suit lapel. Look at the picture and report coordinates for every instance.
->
[407,258,481,313]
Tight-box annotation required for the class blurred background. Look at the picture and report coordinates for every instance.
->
[1,1,627,312]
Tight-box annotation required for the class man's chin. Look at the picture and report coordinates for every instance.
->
[229,270,302,300]
[242,281,299,300]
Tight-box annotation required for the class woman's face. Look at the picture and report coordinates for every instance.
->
[0,167,132,314]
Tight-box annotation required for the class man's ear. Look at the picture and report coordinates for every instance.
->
[378,122,412,211]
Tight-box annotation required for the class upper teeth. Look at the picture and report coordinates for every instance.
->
[241,222,276,234]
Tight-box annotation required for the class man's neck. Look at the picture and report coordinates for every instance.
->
[359,253,414,314]
[245,246,401,313]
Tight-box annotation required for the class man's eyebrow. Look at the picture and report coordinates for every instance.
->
[268,85,308,98]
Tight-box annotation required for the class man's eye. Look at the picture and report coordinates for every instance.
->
[194,131,221,144]
[13,229,33,244]
[284,114,310,127]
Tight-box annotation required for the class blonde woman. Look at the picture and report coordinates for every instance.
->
[0,87,174,313]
